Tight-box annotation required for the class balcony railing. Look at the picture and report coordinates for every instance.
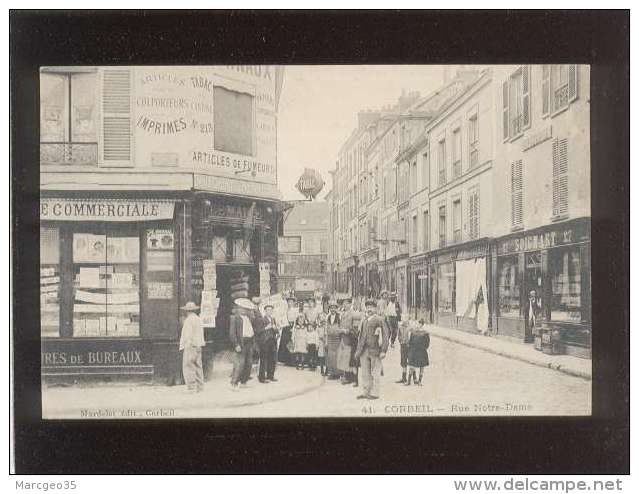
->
[41,142,98,166]
[554,84,570,111]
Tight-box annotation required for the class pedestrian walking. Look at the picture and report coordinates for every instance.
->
[292,314,308,369]
[325,301,341,379]
[229,298,256,390]
[257,304,279,383]
[377,290,389,316]
[354,299,390,400]
[385,292,401,348]
[179,301,205,393]
[278,296,298,365]
[406,320,430,386]
[395,317,413,384]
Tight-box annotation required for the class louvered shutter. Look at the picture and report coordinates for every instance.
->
[100,68,132,166]
[552,138,569,217]
[522,66,530,128]
[568,64,578,102]
[502,80,509,140]
[542,65,550,116]
[511,160,523,227]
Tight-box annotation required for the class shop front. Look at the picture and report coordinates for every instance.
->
[408,254,433,322]
[493,217,591,357]
[40,196,182,382]
[431,238,492,333]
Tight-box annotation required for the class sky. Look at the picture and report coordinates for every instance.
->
[276,65,446,201]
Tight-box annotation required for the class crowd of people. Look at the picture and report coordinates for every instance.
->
[177,290,431,400]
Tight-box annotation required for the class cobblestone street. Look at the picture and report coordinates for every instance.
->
[42,334,591,418]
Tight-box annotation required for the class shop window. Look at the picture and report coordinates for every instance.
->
[40,227,61,337]
[437,262,454,313]
[550,247,582,322]
[497,256,521,318]
[214,86,254,156]
[40,71,98,165]
[72,230,140,337]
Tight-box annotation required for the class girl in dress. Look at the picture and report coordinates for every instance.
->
[292,314,308,370]
[406,319,430,386]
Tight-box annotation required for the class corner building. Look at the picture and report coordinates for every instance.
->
[39,66,285,382]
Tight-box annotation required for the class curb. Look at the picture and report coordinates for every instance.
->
[429,332,592,381]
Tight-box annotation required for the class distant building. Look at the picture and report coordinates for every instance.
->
[278,201,329,294]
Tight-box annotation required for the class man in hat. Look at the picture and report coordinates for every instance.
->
[354,299,390,400]
[179,301,205,393]
[229,298,256,390]
[256,304,279,383]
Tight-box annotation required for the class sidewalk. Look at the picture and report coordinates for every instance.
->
[42,355,325,418]
[426,324,592,380]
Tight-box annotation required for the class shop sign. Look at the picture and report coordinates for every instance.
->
[208,200,263,222]
[295,168,325,200]
[193,174,281,200]
[41,199,174,222]
[41,340,149,369]
[498,225,588,255]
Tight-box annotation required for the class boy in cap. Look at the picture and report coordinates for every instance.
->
[179,301,205,393]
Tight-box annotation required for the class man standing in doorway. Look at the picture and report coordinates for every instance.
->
[524,289,543,343]
[179,301,205,393]
[354,299,390,400]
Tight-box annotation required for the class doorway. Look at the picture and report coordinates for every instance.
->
[524,252,543,342]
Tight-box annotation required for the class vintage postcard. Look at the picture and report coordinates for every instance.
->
[38,64,592,419]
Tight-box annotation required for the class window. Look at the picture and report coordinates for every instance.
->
[437,138,446,186]
[72,229,140,337]
[452,127,462,178]
[411,160,418,194]
[550,247,582,322]
[422,152,429,189]
[552,138,568,217]
[41,227,61,337]
[468,113,479,168]
[468,186,480,239]
[546,64,578,114]
[437,262,454,313]
[511,160,523,228]
[497,256,521,317]
[214,86,254,156]
[411,215,418,253]
[423,210,429,251]
[453,198,462,243]
[438,205,446,248]
[503,66,530,140]
[40,71,98,165]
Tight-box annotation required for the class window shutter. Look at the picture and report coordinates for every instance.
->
[502,80,509,140]
[552,138,569,217]
[542,65,550,116]
[511,160,523,227]
[522,66,530,128]
[100,68,132,166]
[568,64,578,102]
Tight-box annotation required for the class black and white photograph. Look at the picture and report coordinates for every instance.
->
[10,9,629,477]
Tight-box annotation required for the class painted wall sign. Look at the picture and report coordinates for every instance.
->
[41,339,150,370]
[41,199,175,222]
[497,222,590,256]
[134,66,279,186]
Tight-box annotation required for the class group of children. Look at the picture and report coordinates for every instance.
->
[290,300,327,372]
[396,318,431,386]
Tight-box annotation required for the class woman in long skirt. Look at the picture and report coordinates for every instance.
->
[325,301,341,379]
[278,297,298,365]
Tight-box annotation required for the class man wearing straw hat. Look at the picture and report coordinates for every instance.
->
[179,301,205,393]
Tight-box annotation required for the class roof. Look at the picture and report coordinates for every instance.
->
[284,201,330,233]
